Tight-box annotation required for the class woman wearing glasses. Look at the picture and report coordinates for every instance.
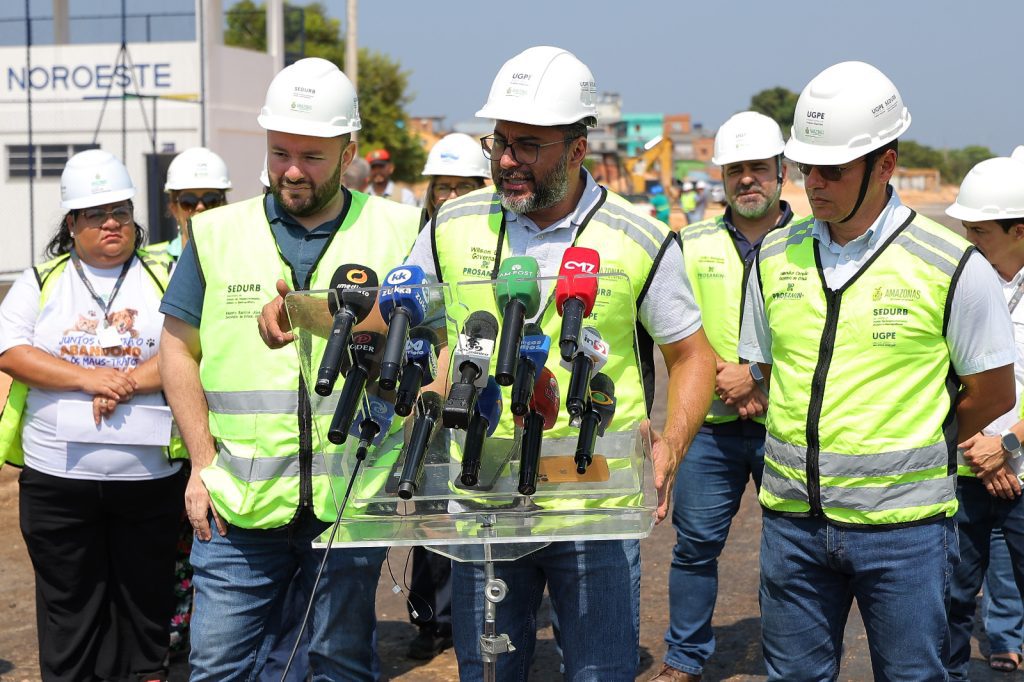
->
[150,146,232,262]
[421,132,491,226]
[0,150,186,681]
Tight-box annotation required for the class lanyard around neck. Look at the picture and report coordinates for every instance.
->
[70,248,133,324]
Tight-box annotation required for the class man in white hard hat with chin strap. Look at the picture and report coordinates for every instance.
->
[945,154,1024,680]
[739,61,1015,680]
[655,112,797,682]
[158,58,419,680]
[400,45,715,681]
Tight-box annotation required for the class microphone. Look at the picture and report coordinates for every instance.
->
[327,331,384,444]
[562,326,609,420]
[315,264,379,396]
[574,373,616,474]
[555,247,600,362]
[510,322,550,416]
[459,378,503,487]
[349,392,396,461]
[443,311,499,430]
[378,265,429,391]
[517,367,560,496]
[394,327,439,417]
[397,392,444,500]
[493,256,540,386]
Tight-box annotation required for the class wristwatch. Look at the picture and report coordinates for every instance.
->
[1000,429,1024,459]
[748,362,767,390]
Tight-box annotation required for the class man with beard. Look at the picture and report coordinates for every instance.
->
[158,58,419,680]
[654,112,796,682]
[397,46,716,680]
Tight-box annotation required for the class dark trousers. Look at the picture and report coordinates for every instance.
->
[408,546,452,636]
[19,465,186,682]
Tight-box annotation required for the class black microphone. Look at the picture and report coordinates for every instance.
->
[327,331,384,444]
[315,264,379,396]
[510,323,551,416]
[459,377,503,487]
[516,367,560,496]
[574,373,616,474]
[394,327,439,417]
[442,311,499,430]
[349,392,396,461]
[397,392,444,500]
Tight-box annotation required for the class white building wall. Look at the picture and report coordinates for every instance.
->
[0,40,270,277]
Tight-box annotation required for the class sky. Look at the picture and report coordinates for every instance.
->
[4,0,1022,154]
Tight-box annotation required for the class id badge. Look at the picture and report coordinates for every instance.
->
[97,323,122,349]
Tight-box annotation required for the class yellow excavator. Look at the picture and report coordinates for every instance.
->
[622,136,674,194]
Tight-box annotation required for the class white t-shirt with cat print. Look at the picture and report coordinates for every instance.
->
[0,256,180,480]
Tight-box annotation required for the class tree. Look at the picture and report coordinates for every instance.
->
[225,1,426,182]
[749,87,799,138]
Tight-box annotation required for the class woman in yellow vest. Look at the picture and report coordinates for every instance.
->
[0,149,184,680]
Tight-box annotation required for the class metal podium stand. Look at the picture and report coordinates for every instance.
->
[285,272,657,676]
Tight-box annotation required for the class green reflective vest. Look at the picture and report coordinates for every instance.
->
[192,192,419,528]
[0,248,178,467]
[431,186,676,508]
[680,191,697,213]
[756,213,971,526]
[680,212,796,424]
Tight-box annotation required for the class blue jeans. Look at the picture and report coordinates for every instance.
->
[451,539,641,681]
[982,527,1024,655]
[664,430,764,675]
[949,478,1024,680]
[188,510,387,681]
[760,513,956,682]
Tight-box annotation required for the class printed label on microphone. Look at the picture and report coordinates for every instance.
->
[563,260,597,273]
[458,334,495,357]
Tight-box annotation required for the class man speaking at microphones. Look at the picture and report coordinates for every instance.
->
[159,58,420,680]
[400,46,715,681]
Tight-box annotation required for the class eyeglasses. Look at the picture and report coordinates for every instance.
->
[177,191,226,211]
[797,159,865,182]
[78,205,133,228]
[480,135,572,165]
[432,181,480,199]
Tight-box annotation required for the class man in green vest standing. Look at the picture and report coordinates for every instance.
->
[739,61,1016,681]
[399,45,715,681]
[655,111,795,682]
[945,153,1024,679]
[158,58,419,680]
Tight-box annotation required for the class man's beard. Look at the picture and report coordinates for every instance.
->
[496,150,570,215]
[731,182,782,220]
[272,159,343,218]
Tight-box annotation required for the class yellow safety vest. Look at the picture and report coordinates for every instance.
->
[756,213,971,526]
[680,210,797,424]
[431,186,676,508]
[192,192,419,528]
[0,249,179,467]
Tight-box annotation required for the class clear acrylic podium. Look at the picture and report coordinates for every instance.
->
[285,272,657,672]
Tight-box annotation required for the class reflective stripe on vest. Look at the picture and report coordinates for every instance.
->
[0,248,179,467]
[193,192,419,528]
[757,212,968,525]
[432,187,671,509]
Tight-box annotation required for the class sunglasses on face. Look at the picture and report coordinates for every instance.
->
[78,205,133,228]
[796,159,864,182]
[176,191,226,211]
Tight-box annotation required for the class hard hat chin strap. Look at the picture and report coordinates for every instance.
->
[837,152,877,224]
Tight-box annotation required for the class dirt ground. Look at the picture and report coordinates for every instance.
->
[0,190,1012,680]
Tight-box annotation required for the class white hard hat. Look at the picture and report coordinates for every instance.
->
[422,133,491,179]
[476,46,598,127]
[257,58,360,138]
[785,61,911,166]
[682,181,694,191]
[695,180,707,189]
[165,147,232,191]
[946,156,1024,222]
[712,111,785,167]
[259,154,269,188]
[1012,146,1024,163]
[60,149,135,210]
